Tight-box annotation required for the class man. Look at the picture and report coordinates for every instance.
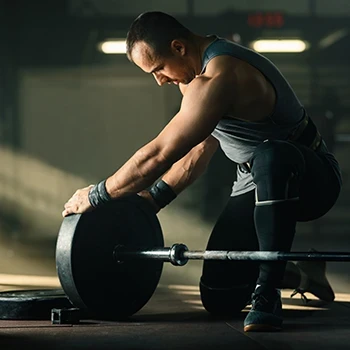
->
[62,12,342,331]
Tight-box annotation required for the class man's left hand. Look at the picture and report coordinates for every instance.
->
[62,185,94,217]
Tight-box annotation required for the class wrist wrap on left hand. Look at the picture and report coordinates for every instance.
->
[88,180,112,208]
[148,180,177,209]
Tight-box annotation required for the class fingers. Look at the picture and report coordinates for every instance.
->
[62,203,74,217]
[62,204,73,217]
[62,198,78,217]
[62,185,95,217]
[64,196,75,209]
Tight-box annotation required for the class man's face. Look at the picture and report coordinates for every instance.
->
[131,41,195,86]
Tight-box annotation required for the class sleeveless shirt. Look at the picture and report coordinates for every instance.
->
[201,37,327,196]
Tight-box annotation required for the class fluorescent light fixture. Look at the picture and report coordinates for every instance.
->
[98,39,126,54]
[319,29,348,49]
[251,39,308,53]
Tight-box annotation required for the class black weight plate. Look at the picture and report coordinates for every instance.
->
[0,289,72,320]
[56,194,164,320]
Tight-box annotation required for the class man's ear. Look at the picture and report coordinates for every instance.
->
[170,40,186,55]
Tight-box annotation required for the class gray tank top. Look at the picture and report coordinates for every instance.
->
[201,37,307,196]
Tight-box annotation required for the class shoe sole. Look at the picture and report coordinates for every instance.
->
[244,324,282,332]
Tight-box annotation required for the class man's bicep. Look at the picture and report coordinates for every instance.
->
[155,75,231,163]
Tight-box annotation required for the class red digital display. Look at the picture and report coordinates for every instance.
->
[247,12,284,28]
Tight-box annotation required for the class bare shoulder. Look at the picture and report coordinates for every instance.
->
[188,56,239,93]
[178,83,188,95]
[182,58,238,98]
[202,55,276,122]
[204,55,240,77]
[204,55,265,84]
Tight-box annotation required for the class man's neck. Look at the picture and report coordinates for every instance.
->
[193,35,217,75]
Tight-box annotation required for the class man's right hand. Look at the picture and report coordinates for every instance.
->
[137,190,161,214]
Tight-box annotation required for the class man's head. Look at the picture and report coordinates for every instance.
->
[126,12,199,86]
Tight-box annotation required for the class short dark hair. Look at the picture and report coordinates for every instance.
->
[126,11,192,61]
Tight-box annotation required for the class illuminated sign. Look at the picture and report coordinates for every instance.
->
[248,12,284,28]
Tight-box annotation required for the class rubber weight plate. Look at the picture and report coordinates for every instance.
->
[0,289,72,320]
[56,194,164,320]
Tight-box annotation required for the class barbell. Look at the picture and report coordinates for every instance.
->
[56,195,349,320]
[115,244,350,265]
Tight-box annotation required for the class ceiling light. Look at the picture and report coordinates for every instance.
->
[319,29,348,49]
[98,39,126,54]
[251,39,309,53]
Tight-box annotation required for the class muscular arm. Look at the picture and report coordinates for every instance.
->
[105,57,234,198]
[162,135,219,194]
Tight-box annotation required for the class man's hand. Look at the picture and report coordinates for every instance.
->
[62,185,94,217]
[137,190,161,213]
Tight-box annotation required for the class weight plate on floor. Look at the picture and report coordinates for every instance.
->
[56,194,164,320]
[0,288,72,320]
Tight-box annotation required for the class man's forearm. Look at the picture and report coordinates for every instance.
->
[162,137,218,194]
[104,136,217,200]
[105,143,171,198]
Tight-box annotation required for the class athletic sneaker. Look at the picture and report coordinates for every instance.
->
[244,285,283,332]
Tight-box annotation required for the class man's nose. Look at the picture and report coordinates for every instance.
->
[153,73,168,86]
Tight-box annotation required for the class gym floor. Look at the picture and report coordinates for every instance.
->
[0,224,349,350]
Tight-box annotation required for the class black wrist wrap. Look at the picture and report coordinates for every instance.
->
[88,180,111,208]
[148,180,177,208]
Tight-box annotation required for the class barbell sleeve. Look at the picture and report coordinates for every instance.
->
[114,244,189,266]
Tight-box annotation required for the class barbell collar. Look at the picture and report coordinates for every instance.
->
[169,244,189,266]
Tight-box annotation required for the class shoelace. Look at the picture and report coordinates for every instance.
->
[251,293,270,308]
[290,288,310,304]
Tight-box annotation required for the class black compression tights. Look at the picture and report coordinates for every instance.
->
[200,141,341,313]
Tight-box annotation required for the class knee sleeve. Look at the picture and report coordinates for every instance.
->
[200,278,255,315]
[250,140,305,205]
